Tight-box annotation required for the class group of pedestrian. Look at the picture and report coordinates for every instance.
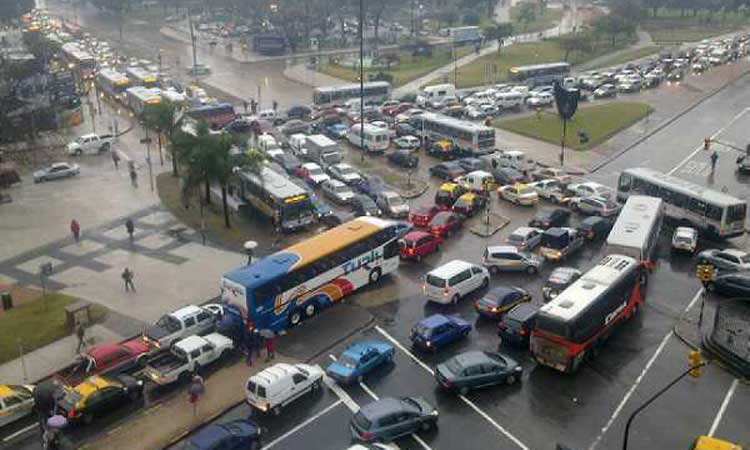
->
[242,325,276,366]
[70,218,138,292]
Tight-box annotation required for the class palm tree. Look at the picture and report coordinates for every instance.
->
[173,120,215,209]
[214,140,266,228]
[143,102,181,177]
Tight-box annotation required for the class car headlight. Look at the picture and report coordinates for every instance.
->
[515,366,523,372]
[430,410,439,416]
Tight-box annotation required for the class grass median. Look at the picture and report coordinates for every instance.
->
[0,293,107,364]
[493,102,652,151]
[643,8,750,44]
[510,4,564,34]
[588,45,663,70]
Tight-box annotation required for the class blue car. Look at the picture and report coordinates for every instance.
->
[184,419,262,450]
[410,314,471,352]
[325,123,349,139]
[326,340,395,384]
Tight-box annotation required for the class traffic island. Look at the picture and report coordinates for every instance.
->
[469,213,511,237]
[395,179,429,199]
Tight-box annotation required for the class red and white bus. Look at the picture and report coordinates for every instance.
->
[531,254,643,373]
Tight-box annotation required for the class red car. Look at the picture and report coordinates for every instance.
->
[428,211,464,238]
[399,231,441,261]
[384,103,413,117]
[58,339,150,385]
[409,203,441,228]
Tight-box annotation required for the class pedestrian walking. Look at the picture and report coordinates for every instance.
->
[710,150,719,172]
[129,166,138,187]
[75,323,86,353]
[70,219,80,243]
[125,218,135,240]
[111,150,120,169]
[244,327,255,366]
[263,332,276,361]
[243,100,248,112]
[122,267,136,292]
[272,100,278,112]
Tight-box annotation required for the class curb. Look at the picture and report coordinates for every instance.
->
[399,182,430,200]
[589,65,750,173]
[469,214,511,237]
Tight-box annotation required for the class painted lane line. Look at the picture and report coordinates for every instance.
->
[260,399,343,450]
[587,330,674,450]
[668,107,750,175]
[359,381,381,401]
[685,289,704,313]
[374,325,531,450]
[708,378,739,437]
[1,423,38,442]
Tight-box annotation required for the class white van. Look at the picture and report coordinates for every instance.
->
[417,83,456,108]
[347,123,390,154]
[289,133,308,157]
[245,363,324,415]
[455,170,495,193]
[495,91,524,110]
[423,260,489,304]
[258,134,279,151]
[493,150,536,172]
[258,109,277,121]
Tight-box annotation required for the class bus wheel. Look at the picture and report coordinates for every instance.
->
[289,310,303,326]
[369,268,382,284]
[304,303,317,318]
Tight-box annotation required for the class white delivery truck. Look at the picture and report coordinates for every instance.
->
[306,134,343,167]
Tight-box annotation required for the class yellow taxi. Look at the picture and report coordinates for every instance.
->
[691,436,743,450]
[435,182,467,210]
[0,385,35,427]
[57,375,143,425]
[452,192,487,217]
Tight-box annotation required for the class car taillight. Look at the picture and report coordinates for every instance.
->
[443,286,450,296]
[360,431,374,440]
[68,409,77,418]
[519,328,528,336]
[407,248,414,255]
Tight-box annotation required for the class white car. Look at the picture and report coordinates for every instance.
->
[423,260,489,304]
[321,179,355,204]
[67,133,114,155]
[566,181,611,199]
[497,184,539,206]
[393,135,420,150]
[532,167,572,185]
[328,163,363,186]
[506,227,544,251]
[672,227,698,253]
[298,162,330,186]
[526,92,554,107]
[528,179,567,203]
[245,363,324,415]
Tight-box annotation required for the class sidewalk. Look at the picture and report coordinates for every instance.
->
[283,63,350,88]
[80,356,294,450]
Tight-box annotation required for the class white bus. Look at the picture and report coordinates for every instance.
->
[312,81,391,106]
[413,112,496,155]
[606,195,665,264]
[347,123,390,154]
[96,69,130,100]
[125,86,162,117]
[238,166,314,232]
[61,42,96,80]
[617,167,746,239]
[125,67,160,88]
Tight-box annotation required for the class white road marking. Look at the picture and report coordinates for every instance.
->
[1,423,38,442]
[260,399,343,450]
[587,288,703,450]
[708,378,739,437]
[668,107,750,175]
[359,381,381,401]
[374,325,531,450]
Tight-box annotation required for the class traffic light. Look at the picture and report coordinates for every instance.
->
[689,350,702,378]
[704,137,711,151]
[696,264,716,285]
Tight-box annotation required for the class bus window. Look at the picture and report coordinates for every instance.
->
[728,204,747,222]
[706,203,723,221]
[618,173,632,192]
[689,198,707,215]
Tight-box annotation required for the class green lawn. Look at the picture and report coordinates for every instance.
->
[438,33,636,88]
[589,45,663,70]
[494,102,652,150]
[643,9,750,43]
[0,293,108,364]
[510,4,564,34]
[319,46,473,88]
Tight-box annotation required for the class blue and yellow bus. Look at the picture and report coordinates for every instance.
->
[221,217,406,332]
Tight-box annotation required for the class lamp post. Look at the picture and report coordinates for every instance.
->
[359,0,365,163]
[244,240,258,265]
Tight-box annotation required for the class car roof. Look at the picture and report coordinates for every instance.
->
[327,179,346,187]
[74,375,119,396]
[302,162,321,169]
[403,230,432,241]
[428,260,475,278]
[485,286,516,298]
[172,305,204,319]
[51,162,70,168]
[510,227,538,236]
[506,303,540,321]
[723,249,748,257]
[452,351,492,367]
[418,314,453,328]
[487,245,519,254]
[360,397,410,420]
[251,363,300,386]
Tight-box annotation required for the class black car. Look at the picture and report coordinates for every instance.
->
[429,162,466,180]
[350,397,438,443]
[457,157,487,172]
[492,167,525,185]
[357,175,386,198]
[434,351,522,395]
[578,216,613,240]
[351,195,382,217]
[224,119,253,134]
[394,123,418,137]
[286,105,312,120]
[387,149,419,168]
[497,303,540,348]
[542,267,582,301]
[708,273,750,297]
[274,153,301,174]
[529,207,571,229]
[474,286,531,319]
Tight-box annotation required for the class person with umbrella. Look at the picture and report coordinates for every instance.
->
[260,329,276,361]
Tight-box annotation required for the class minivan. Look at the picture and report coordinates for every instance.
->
[495,92,524,110]
[423,260,489,304]
[245,363,324,415]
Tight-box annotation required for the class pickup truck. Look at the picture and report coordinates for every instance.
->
[67,133,115,155]
[143,333,234,385]
[538,227,584,262]
[142,304,222,351]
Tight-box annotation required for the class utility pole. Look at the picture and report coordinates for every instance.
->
[188,10,198,80]
[359,0,365,163]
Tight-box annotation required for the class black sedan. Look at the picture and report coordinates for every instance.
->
[529,207,571,229]
[492,167,525,186]
[351,195,382,217]
[578,216,613,240]
[387,149,419,168]
[429,162,466,180]
[543,267,582,301]
[474,286,531,319]
[435,351,522,395]
[707,273,750,297]
[350,397,438,443]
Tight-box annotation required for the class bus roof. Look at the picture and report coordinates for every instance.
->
[99,69,128,82]
[186,103,235,116]
[419,112,494,133]
[540,254,638,321]
[623,167,743,207]
[509,62,570,74]
[126,86,161,100]
[606,195,663,251]
[239,166,308,201]
[223,217,390,289]
[314,81,391,94]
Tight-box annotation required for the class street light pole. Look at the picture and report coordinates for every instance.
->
[359,0,365,163]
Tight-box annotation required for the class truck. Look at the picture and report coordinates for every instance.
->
[305,134,343,168]
[66,133,115,155]
[288,133,308,157]
[142,304,222,351]
[143,333,234,385]
[538,227,584,262]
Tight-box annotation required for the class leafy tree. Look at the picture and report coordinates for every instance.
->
[143,102,181,177]
[174,121,216,210]
[558,32,590,61]
[517,2,537,31]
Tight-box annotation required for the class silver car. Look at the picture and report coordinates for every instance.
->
[506,227,544,251]
[321,179,355,205]
[483,245,543,275]
[697,248,750,272]
[569,196,621,217]
[33,162,80,183]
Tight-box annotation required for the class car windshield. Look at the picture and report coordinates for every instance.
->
[444,358,464,374]
[508,233,525,245]
[338,355,358,369]
[334,185,350,194]
[519,187,535,195]
[61,389,81,411]
[675,235,693,244]
[425,274,445,288]
[339,166,356,176]
[388,196,404,206]
[413,322,433,338]
[155,315,181,333]
[309,167,324,176]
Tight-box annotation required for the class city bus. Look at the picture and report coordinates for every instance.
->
[220,217,404,331]
[347,123,390,153]
[125,86,162,117]
[125,67,160,88]
[61,42,96,81]
[237,166,314,232]
[617,167,746,238]
[412,112,496,155]
[508,62,570,86]
[312,81,391,106]
[606,195,665,264]
[96,69,130,101]
[531,254,642,373]
[185,103,236,130]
